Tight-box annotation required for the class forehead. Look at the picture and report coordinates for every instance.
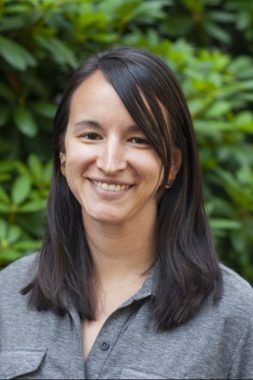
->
[68,70,134,126]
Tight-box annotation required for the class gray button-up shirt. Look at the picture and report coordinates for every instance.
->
[0,253,253,379]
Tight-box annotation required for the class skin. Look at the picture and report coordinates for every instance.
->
[60,70,181,358]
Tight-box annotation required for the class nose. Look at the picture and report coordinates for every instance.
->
[96,138,127,174]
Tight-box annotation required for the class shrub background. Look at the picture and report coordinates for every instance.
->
[0,0,253,283]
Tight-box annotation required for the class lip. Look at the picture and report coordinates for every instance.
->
[87,177,133,186]
[88,178,133,200]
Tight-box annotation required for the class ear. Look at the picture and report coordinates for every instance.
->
[59,152,66,176]
[168,148,182,182]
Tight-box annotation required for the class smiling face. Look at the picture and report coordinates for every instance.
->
[60,70,165,227]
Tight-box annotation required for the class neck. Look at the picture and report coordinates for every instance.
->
[83,210,157,285]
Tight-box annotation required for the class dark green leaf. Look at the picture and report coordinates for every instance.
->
[0,36,36,70]
[0,185,11,205]
[34,35,77,67]
[32,102,57,118]
[0,219,7,240]
[0,108,9,127]
[13,108,38,137]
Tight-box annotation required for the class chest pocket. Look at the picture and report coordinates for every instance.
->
[0,350,46,379]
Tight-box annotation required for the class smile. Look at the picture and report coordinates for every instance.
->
[93,180,131,192]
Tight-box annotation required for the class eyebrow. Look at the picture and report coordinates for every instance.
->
[73,120,101,129]
[73,119,142,133]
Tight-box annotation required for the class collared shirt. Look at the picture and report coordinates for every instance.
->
[0,253,253,379]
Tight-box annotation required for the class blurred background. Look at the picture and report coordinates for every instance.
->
[0,0,252,283]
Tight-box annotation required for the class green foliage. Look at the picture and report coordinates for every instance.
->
[0,0,252,283]
[0,155,51,266]
[160,0,253,55]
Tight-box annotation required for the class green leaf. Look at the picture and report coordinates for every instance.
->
[19,199,46,212]
[0,13,41,32]
[14,160,31,177]
[34,35,77,67]
[188,98,210,117]
[0,204,10,212]
[0,108,9,127]
[205,101,231,118]
[0,219,7,240]
[240,80,253,90]
[0,36,36,70]
[134,0,171,20]
[0,249,22,262]
[13,107,38,137]
[11,176,32,205]
[13,240,41,251]
[7,225,22,244]
[208,11,235,23]
[0,183,11,203]
[0,83,15,101]
[205,21,231,44]
[32,102,57,118]
[0,160,16,173]
[210,219,241,230]
[28,154,43,181]
[92,33,118,43]
[235,112,253,132]
[43,160,53,183]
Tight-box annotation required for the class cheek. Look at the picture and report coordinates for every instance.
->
[65,143,94,172]
[146,155,164,183]
[136,155,163,187]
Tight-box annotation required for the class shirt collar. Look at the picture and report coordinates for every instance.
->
[119,260,158,308]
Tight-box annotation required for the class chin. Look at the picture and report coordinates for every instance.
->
[84,208,126,225]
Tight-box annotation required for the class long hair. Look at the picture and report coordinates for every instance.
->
[22,47,222,330]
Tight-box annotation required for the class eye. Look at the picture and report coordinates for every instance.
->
[129,137,149,145]
[81,132,102,140]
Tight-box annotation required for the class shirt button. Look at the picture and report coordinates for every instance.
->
[101,342,110,351]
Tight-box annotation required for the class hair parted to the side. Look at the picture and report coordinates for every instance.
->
[22,47,223,330]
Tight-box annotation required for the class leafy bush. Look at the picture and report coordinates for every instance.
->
[0,155,52,265]
[159,0,253,55]
[0,0,252,283]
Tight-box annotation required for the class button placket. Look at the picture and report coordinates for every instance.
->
[85,310,131,379]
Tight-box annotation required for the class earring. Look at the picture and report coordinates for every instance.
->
[165,180,174,189]
[59,152,66,176]
[59,152,63,160]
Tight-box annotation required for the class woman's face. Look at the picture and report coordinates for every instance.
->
[61,70,164,227]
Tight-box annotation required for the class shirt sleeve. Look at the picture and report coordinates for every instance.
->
[227,315,253,379]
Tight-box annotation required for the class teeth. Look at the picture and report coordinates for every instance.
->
[94,181,130,192]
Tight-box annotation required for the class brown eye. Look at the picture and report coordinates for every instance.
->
[82,133,102,140]
[129,137,149,145]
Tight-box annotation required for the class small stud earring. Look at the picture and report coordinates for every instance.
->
[165,180,174,189]
[59,152,65,164]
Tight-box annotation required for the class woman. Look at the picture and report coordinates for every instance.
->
[0,47,252,379]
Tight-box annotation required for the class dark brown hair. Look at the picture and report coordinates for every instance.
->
[22,47,222,329]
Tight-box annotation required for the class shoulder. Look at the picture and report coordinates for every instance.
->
[193,263,253,344]
[215,263,253,326]
[0,253,38,299]
[0,253,41,330]
[220,263,253,306]
[216,265,253,378]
